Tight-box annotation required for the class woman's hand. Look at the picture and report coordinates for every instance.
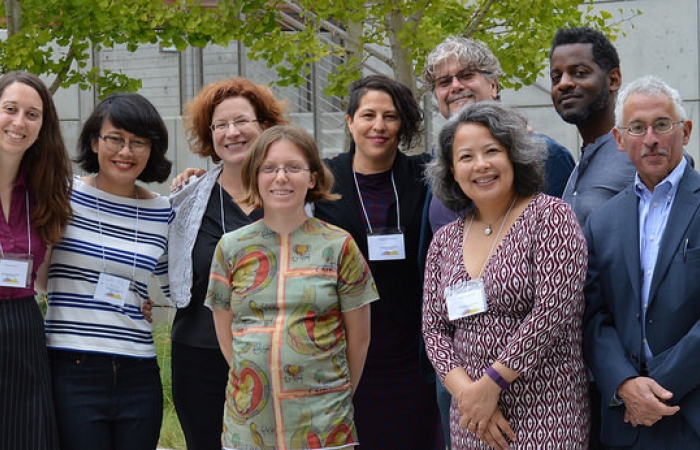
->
[142,299,154,323]
[170,167,206,192]
[457,376,501,433]
[479,408,516,450]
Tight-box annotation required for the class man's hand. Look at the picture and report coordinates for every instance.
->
[618,377,680,427]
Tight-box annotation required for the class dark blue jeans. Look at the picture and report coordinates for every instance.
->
[436,374,452,449]
[49,350,163,450]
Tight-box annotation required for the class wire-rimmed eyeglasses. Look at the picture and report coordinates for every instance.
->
[619,119,684,136]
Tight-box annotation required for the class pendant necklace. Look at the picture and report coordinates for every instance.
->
[483,195,517,236]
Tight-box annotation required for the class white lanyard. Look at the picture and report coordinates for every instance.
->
[0,191,31,257]
[219,179,227,234]
[352,169,401,233]
[94,175,139,279]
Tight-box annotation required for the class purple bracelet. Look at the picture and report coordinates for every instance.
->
[485,366,510,391]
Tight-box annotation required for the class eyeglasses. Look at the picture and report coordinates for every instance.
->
[258,164,310,175]
[210,118,259,133]
[433,68,490,90]
[99,135,152,156]
[620,119,684,136]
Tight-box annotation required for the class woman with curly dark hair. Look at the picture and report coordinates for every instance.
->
[314,75,444,449]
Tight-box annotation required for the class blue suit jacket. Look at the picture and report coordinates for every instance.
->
[583,164,700,446]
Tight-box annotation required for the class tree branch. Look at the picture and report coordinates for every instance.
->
[464,0,496,37]
[49,44,75,95]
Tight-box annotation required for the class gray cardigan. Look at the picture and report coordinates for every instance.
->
[168,166,221,307]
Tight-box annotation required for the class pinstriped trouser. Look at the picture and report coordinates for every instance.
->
[0,296,59,450]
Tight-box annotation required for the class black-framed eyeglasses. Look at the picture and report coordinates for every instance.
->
[258,164,311,175]
[433,68,490,90]
[210,118,259,133]
[620,119,684,136]
[99,135,152,156]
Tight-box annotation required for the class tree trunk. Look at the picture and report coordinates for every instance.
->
[385,9,417,98]
[5,0,21,37]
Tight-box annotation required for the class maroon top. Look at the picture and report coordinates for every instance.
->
[423,194,590,447]
[0,169,46,300]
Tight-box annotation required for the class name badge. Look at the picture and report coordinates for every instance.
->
[367,230,405,261]
[445,279,488,321]
[0,253,33,288]
[94,273,131,308]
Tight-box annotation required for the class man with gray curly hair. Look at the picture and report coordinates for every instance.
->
[424,36,575,228]
[423,36,503,117]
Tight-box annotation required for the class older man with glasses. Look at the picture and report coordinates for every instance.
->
[583,75,700,450]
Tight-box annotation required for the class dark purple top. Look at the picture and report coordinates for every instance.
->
[0,169,46,300]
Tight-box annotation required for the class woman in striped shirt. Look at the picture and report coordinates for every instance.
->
[46,93,172,450]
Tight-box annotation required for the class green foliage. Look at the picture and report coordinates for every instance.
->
[0,0,641,98]
[0,0,243,96]
[230,0,641,98]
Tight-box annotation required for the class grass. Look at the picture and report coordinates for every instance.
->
[154,320,186,450]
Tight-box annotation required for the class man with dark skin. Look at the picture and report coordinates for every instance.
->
[550,27,637,450]
[550,26,636,227]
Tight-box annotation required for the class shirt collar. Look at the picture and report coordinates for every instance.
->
[634,156,686,199]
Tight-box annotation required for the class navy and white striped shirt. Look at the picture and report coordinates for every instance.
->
[46,177,172,358]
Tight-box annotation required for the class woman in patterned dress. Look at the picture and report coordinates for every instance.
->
[206,125,378,449]
[423,101,590,449]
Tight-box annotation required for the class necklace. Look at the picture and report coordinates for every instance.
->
[481,196,517,236]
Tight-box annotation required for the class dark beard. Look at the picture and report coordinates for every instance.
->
[559,87,610,125]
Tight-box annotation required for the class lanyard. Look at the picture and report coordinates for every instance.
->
[94,175,139,279]
[0,191,31,257]
[218,178,228,234]
[352,169,401,234]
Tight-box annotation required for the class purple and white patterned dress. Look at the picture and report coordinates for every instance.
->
[423,194,590,449]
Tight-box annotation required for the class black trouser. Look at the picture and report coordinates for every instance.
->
[172,340,229,450]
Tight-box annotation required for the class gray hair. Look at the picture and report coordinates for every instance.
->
[426,101,546,212]
[423,36,502,88]
[615,75,687,125]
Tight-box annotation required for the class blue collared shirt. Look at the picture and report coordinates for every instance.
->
[563,131,637,226]
[636,157,687,360]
